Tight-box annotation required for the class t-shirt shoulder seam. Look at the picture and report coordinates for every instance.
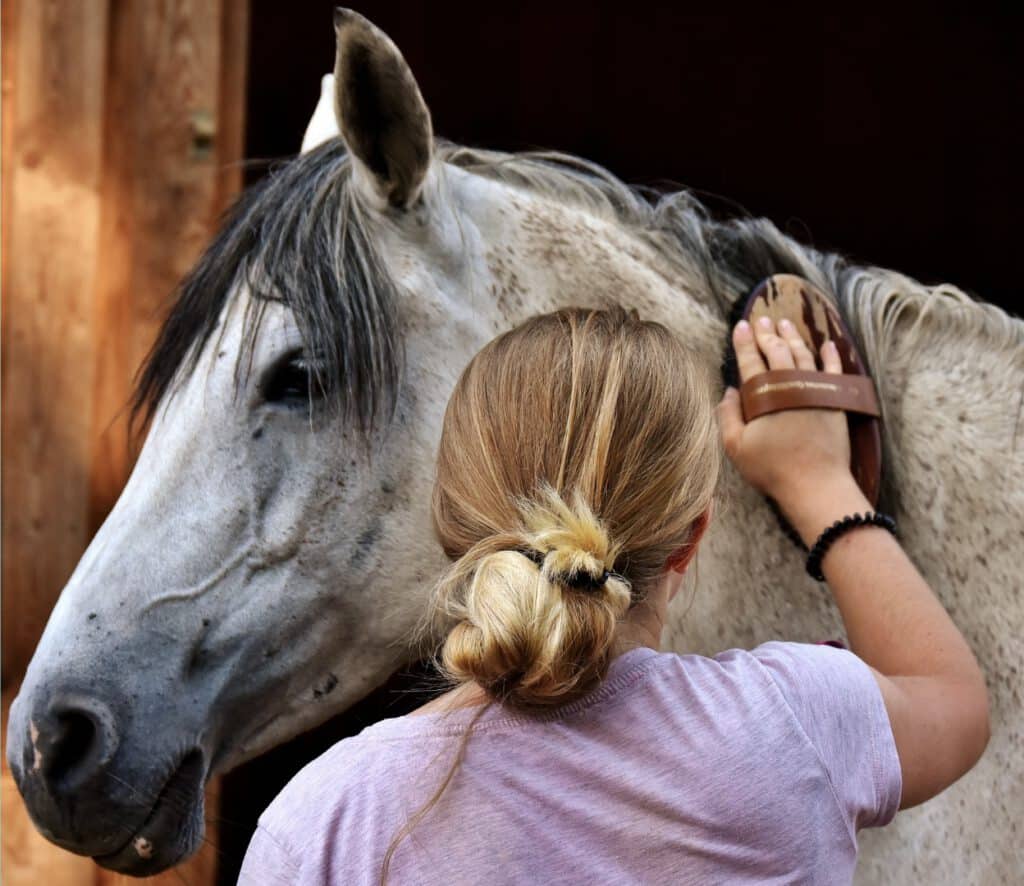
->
[748,650,859,848]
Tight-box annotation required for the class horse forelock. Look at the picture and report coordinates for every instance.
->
[130,139,403,439]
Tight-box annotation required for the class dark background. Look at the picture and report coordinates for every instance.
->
[246,1,1022,314]
[219,3,1023,881]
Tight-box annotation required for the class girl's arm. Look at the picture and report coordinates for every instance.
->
[717,316,990,809]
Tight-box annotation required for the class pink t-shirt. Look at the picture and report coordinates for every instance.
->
[239,642,901,885]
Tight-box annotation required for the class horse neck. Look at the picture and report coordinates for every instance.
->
[456,170,1024,495]
[473,183,727,370]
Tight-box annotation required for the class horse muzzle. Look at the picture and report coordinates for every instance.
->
[6,685,208,875]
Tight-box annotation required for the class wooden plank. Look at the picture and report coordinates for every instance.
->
[86,0,136,530]
[217,0,250,211]
[1,0,20,314]
[1,0,111,685]
[129,0,229,381]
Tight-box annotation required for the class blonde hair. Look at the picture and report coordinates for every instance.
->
[429,306,721,705]
[382,307,720,881]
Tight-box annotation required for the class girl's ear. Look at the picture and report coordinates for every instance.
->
[665,505,712,574]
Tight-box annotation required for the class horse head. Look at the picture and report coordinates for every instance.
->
[5,9,566,874]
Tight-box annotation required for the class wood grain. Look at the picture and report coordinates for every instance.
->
[2,1,250,883]
[2,0,112,685]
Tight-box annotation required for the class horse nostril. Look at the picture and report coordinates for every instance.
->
[46,710,97,786]
[37,697,120,793]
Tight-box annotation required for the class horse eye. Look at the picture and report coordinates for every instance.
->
[262,353,324,406]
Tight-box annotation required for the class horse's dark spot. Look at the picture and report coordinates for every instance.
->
[202,618,211,628]
[380,479,396,495]
[186,645,205,677]
[349,519,383,571]
[264,648,277,659]
[958,412,967,423]
[313,673,339,700]
[976,554,988,566]
[252,427,264,440]
[87,613,97,621]
[218,350,227,359]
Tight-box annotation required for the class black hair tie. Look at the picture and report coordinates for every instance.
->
[517,548,611,591]
[562,569,612,591]
[519,548,546,568]
[805,511,897,582]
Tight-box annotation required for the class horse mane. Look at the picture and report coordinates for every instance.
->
[132,137,1023,449]
[440,142,1022,363]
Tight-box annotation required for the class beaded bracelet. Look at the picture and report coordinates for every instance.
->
[805,511,898,582]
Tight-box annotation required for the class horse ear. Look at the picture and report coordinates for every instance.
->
[333,8,433,209]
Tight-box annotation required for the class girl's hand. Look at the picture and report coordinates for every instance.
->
[716,316,855,507]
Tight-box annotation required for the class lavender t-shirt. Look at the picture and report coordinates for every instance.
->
[239,642,901,885]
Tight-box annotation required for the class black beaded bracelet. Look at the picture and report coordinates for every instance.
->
[805,511,897,582]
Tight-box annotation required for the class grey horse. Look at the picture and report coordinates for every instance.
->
[8,9,1022,883]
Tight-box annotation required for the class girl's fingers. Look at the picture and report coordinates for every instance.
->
[716,387,744,460]
[752,315,795,371]
[732,320,766,383]
[777,319,816,371]
[821,339,842,374]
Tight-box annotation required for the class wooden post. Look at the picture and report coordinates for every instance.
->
[2,1,250,884]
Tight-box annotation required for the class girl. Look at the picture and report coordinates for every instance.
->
[239,303,988,885]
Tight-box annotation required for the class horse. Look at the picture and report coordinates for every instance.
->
[7,9,1021,883]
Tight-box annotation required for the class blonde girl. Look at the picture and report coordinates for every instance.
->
[240,305,987,885]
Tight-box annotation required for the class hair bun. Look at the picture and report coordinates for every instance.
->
[435,484,633,709]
